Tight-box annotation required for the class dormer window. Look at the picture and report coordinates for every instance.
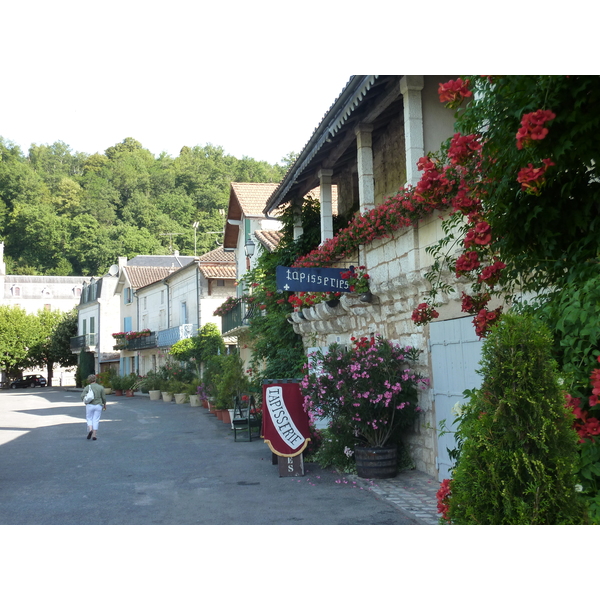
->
[11,285,21,297]
[74,286,82,298]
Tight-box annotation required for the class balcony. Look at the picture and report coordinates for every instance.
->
[221,301,258,336]
[157,323,198,348]
[125,332,157,351]
[70,333,98,352]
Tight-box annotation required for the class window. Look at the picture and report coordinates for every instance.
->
[161,290,165,304]
[82,319,87,335]
[11,285,21,297]
[217,279,225,287]
[90,317,95,334]
[74,286,82,298]
[180,301,187,325]
[124,287,132,304]
[143,297,147,310]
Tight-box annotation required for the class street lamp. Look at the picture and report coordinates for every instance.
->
[244,237,255,258]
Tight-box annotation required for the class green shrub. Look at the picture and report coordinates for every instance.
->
[447,314,587,524]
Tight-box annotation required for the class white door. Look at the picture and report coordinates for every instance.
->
[430,317,484,482]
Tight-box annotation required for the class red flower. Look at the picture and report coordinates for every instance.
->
[472,307,502,338]
[516,109,556,150]
[460,291,491,315]
[455,251,481,277]
[478,260,506,287]
[464,221,492,248]
[438,79,472,107]
[585,418,600,436]
[412,303,439,326]
[448,133,482,165]
[436,478,452,522]
[517,159,555,195]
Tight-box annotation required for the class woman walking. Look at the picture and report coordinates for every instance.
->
[81,374,106,441]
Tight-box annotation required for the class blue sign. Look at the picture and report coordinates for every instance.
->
[276,266,350,293]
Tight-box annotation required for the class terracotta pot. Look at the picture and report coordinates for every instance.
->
[125,389,134,397]
[221,409,231,424]
[215,408,224,421]
[114,390,123,397]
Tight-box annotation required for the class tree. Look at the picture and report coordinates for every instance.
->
[26,309,77,386]
[446,314,586,524]
[0,306,38,378]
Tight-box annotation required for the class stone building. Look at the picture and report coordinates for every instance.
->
[263,75,485,480]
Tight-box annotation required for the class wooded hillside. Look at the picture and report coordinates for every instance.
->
[0,136,293,276]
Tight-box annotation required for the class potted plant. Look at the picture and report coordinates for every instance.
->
[96,370,114,395]
[187,379,201,407]
[340,265,372,302]
[121,372,140,397]
[170,379,189,404]
[109,372,126,396]
[301,335,427,478]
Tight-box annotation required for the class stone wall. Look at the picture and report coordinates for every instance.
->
[290,217,472,477]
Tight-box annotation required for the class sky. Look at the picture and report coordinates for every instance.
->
[1,3,588,166]
[0,3,356,165]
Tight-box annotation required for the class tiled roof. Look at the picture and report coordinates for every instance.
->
[197,247,235,263]
[197,246,236,280]
[126,255,196,268]
[254,229,284,252]
[230,182,279,217]
[198,265,237,279]
[124,266,175,289]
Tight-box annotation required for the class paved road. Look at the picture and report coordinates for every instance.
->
[0,387,417,525]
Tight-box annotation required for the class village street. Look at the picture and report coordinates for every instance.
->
[0,387,419,525]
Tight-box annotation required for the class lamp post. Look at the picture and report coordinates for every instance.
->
[244,237,255,258]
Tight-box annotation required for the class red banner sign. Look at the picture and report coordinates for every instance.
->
[262,382,311,457]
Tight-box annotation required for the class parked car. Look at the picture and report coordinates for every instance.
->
[10,375,47,388]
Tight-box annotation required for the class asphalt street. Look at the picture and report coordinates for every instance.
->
[0,387,417,525]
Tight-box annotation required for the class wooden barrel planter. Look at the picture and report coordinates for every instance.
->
[354,446,398,479]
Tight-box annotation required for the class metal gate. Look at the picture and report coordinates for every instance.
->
[430,317,483,481]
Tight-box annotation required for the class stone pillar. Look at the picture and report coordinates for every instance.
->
[318,168,334,243]
[292,196,304,240]
[355,123,375,212]
[400,75,425,187]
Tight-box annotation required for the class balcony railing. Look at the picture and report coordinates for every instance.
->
[221,302,258,336]
[125,332,157,351]
[70,333,98,351]
[157,323,198,348]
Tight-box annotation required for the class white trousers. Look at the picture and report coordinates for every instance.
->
[86,404,103,431]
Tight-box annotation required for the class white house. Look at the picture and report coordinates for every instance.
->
[71,253,196,377]
[113,248,236,377]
